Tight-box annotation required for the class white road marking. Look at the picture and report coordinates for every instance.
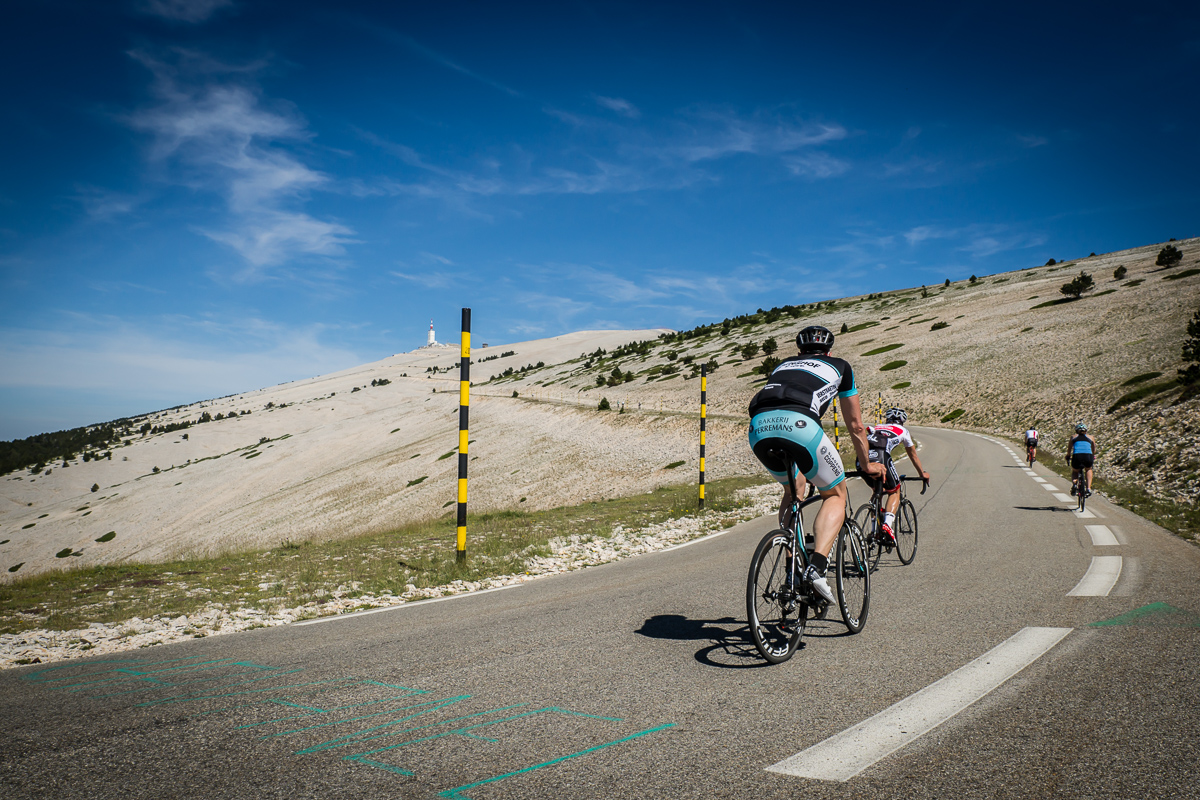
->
[1042,484,1059,492]
[1033,477,1049,484]
[1073,508,1097,519]
[1085,525,1119,547]
[1054,493,1075,503]
[1023,470,1036,476]
[292,584,523,626]
[1067,556,1122,596]
[766,627,1073,782]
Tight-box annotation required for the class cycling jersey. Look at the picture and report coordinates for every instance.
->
[1069,435,1094,455]
[747,354,857,422]
[867,424,913,455]
[1024,429,1039,444]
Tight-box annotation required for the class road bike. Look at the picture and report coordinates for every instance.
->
[1072,469,1088,512]
[1026,440,1037,467]
[851,469,927,570]
[746,451,870,664]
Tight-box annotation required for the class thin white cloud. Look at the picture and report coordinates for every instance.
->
[390,270,457,289]
[371,28,521,97]
[139,0,233,23]
[904,225,955,245]
[1017,134,1049,148]
[785,152,849,179]
[74,185,144,220]
[594,95,640,118]
[0,315,361,407]
[127,49,355,276]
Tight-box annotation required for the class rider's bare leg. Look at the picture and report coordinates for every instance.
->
[884,488,901,517]
[778,470,809,526]
[812,481,848,558]
[1086,467,1093,492]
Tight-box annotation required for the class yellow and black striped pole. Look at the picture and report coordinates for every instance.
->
[456,308,471,564]
[833,399,840,451]
[699,363,706,510]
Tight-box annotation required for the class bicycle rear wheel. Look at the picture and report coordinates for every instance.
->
[835,520,870,633]
[854,503,883,572]
[746,530,807,664]
[896,499,918,564]
[1078,480,1087,512]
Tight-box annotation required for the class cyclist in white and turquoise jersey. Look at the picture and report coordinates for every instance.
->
[1067,422,1097,497]
[748,326,883,604]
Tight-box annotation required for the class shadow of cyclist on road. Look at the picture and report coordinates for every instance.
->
[636,613,850,668]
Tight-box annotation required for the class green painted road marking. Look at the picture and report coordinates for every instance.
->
[295,696,472,755]
[135,671,311,706]
[438,723,676,799]
[1090,602,1200,628]
[268,696,467,739]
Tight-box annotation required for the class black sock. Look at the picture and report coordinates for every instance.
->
[810,553,828,575]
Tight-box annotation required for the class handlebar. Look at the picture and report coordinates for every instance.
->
[900,475,929,494]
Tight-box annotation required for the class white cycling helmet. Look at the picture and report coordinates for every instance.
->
[885,407,907,425]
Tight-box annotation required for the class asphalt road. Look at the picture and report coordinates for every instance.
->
[2,427,1198,799]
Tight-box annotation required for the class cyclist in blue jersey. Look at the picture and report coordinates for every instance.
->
[748,326,883,604]
[1066,422,1097,497]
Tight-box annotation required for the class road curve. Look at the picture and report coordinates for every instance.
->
[1,427,1198,799]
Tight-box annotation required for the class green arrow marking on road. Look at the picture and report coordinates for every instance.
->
[1089,602,1200,628]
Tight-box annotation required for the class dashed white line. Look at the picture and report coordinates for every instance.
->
[1054,493,1075,503]
[1073,508,1097,519]
[1067,556,1122,596]
[1084,525,1119,547]
[1042,484,1059,492]
[766,627,1073,782]
[1033,477,1049,484]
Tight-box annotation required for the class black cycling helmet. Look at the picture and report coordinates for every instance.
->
[796,325,834,354]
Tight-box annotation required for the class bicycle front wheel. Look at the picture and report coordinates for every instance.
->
[896,499,919,564]
[746,530,807,664]
[835,520,870,633]
[854,503,883,572]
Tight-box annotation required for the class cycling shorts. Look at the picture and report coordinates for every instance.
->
[1025,439,1038,448]
[749,410,846,492]
[858,450,900,494]
[1071,454,1094,470]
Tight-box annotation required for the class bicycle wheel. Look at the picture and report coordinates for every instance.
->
[854,503,883,572]
[835,520,870,633]
[896,499,919,564]
[1078,480,1087,513]
[746,530,808,664]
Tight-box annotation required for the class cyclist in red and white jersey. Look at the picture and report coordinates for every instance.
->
[1024,427,1039,463]
[856,408,930,543]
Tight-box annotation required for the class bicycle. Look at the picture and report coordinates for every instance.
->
[1072,470,1087,513]
[746,450,870,664]
[851,471,927,570]
[1026,441,1037,467]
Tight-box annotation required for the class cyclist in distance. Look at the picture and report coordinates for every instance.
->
[858,408,930,544]
[1024,425,1039,464]
[1067,422,1097,497]
[748,325,883,604]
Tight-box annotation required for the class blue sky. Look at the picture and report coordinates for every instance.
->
[2,1,1197,439]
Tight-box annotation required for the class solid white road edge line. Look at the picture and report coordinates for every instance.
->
[766,627,1073,782]
[292,584,524,626]
[1066,556,1122,596]
[1085,525,1120,547]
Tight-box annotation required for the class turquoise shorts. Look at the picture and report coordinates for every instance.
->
[748,409,846,492]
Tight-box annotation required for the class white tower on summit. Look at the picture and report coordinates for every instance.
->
[427,320,436,346]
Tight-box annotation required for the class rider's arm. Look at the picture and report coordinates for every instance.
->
[904,444,930,481]
[840,394,884,477]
